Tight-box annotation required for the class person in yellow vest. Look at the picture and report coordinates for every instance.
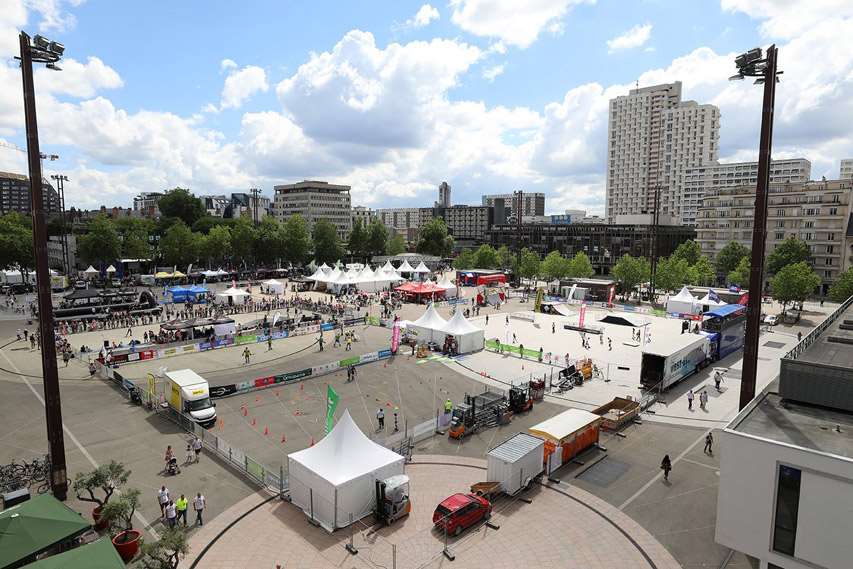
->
[175,494,189,527]
[444,399,453,414]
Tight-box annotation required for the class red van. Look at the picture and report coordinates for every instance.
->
[432,493,491,536]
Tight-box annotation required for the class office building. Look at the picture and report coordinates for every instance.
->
[489,223,695,275]
[441,205,493,242]
[0,171,60,215]
[841,158,853,180]
[132,192,164,218]
[551,210,606,225]
[482,192,545,218]
[273,180,352,240]
[376,207,433,240]
[716,299,853,569]
[696,179,853,294]
[682,158,811,225]
[351,206,375,227]
[606,81,720,225]
[436,181,451,208]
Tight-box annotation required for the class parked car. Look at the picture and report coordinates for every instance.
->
[764,314,778,326]
[432,493,491,536]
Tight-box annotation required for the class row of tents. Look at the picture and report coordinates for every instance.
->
[401,303,484,353]
[666,286,727,315]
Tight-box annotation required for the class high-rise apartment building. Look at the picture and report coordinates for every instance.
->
[273,180,352,240]
[606,82,720,225]
[0,171,61,215]
[482,192,544,218]
[436,182,451,208]
[682,158,811,225]
[841,158,853,180]
[696,179,853,294]
[351,205,375,227]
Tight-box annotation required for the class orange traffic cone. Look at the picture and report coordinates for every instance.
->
[251,417,256,426]
[241,406,247,417]
[281,434,287,443]
[310,437,315,446]
[264,426,269,436]
[300,383,304,391]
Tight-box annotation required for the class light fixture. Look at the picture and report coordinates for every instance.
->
[33,34,50,50]
[45,63,61,71]
[48,41,64,56]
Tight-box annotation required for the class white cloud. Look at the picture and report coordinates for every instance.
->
[606,23,652,53]
[220,65,269,110]
[220,58,237,73]
[35,56,123,98]
[482,64,505,82]
[25,0,83,33]
[720,0,853,38]
[411,4,440,27]
[449,0,593,49]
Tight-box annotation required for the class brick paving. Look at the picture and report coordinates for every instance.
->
[184,456,681,569]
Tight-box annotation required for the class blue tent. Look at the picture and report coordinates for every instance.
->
[168,285,209,302]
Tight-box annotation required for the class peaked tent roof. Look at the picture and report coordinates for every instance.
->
[698,292,726,306]
[83,265,98,274]
[397,260,415,272]
[381,260,395,272]
[671,286,695,302]
[412,262,431,273]
[288,409,403,485]
[443,309,483,335]
[411,302,448,328]
[219,286,250,297]
[436,274,457,289]
[319,263,330,270]
[306,267,327,281]
[105,265,116,272]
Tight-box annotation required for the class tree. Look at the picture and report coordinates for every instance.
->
[416,218,453,257]
[139,527,188,569]
[567,251,594,278]
[229,217,256,268]
[767,236,811,274]
[281,214,311,266]
[472,244,499,269]
[157,188,205,227]
[122,230,151,259]
[201,224,232,267]
[540,251,570,280]
[78,215,121,267]
[654,256,691,293]
[453,250,475,270]
[671,240,702,266]
[158,221,198,268]
[691,255,716,286]
[496,246,515,271]
[828,267,853,303]
[386,233,407,256]
[72,461,130,507]
[313,219,344,265]
[0,213,34,270]
[715,241,750,276]
[366,219,388,260]
[517,248,541,280]
[348,219,368,261]
[770,262,820,309]
[611,254,650,299]
[100,488,141,538]
[727,257,751,287]
[254,217,285,266]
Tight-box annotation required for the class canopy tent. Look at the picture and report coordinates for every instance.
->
[215,286,250,305]
[263,279,285,295]
[154,271,172,279]
[168,285,209,302]
[666,286,699,315]
[0,494,91,569]
[319,262,330,271]
[441,309,485,353]
[435,274,457,295]
[288,409,405,532]
[397,260,415,273]
[216,268,229,276]
[172,270,186,278]
[412,262,430,273]
[201,269,219,278]
[380,260,396,273]
[83,265,99,277]
[24,537,125,569]
[105,265,116,273]
[407,303,448,343]
[698,291,726,309]
[1,269,24,284]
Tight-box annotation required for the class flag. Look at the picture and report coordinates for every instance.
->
[708,289,721,303]
[739,292,749,306]
[325,385,339,433]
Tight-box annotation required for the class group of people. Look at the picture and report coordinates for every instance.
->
[686,388,711,411]
[158,486,206,529]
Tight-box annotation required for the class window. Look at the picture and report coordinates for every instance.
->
[772,465,801,556]
[775,232,784,240]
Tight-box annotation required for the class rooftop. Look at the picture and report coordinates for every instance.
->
[792,301,853,370]
[733,392,853,460]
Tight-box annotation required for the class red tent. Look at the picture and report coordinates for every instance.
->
[395,281,446,302]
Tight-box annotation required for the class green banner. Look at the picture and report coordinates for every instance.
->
[236,335,257,345]
[326,384,339,434]
[338,356,360,367]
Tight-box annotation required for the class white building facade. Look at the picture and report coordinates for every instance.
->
[840,158,853,180]
[273,180,352,240]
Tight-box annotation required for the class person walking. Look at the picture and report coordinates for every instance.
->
[607,337,612,351]
[62,351,70,367]
[552,322,555,334]
[687,389,695,411]
[267,336,273,351]
[518,343,524,358]
[125,326,133,338]
[700,389,709,411]
[184,443,194,465]
[193,492,206,526]
[158,486,170,517]
[192,436,203,463]
[376,408,385,431]
[797,331,802,342]
[393,409,399,432]
[704,432,714,455]
[318,333,324,352]
[660,454,672,481]
[243,347,252,365]
[714,370,723,392]
[346,336,352,351]
[164,500,177,528]
[485,315,489,326]
[175,494,188,527]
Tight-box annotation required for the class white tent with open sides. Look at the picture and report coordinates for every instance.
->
[263,279,285,295]
[408,303,448,344]
[441,309,485,353]
[397,259,415,274]
[288,409,405,532]
[215,286,250,305]
[666,286,699,315]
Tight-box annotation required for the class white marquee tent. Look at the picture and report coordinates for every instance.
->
[666,286,699,315]
[407,303,448,344]
[215,286,250,305]
[698,292,726,309]
[397,260,415,274]
[435,274,457,295]
[442,309,485,353]
[413,262,430,274]
[263,279,285,295]
[288,409,405,532]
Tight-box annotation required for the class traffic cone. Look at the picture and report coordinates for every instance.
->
[281,434,286,443]
[251,417,256,426]
[241,406,247,417]
[310,437,315,446]
[300,383,304,391]
[264,426,269,436]
[256,395,260,402]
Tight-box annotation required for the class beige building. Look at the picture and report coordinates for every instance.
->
[696,179,853,294]
[606,82,720,225]
[351,205,375,227]
[273,180,351,240]
[841,158,853,180]
[376,207,433,239]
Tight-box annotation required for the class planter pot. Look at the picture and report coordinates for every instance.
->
[112,529,141,561]
[92,506,109,531]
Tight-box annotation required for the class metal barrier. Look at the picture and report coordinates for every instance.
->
[782,295,853,361]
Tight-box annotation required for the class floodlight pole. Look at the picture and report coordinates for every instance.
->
[19,31,68,500]
[739,45,778,410]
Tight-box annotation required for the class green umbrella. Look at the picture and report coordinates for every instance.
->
[22,537,124,569]
[0,495,90,568]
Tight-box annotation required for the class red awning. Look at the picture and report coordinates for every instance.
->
[395,282,446,295]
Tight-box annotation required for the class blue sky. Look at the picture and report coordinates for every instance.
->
[1,0,851,214]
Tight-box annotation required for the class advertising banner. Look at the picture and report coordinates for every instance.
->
[378,349,392,359]
[210,384,237,398]
[127,352,140,362]
[235,335,257,345]
[271,331,287,340]
[139,350,155,360]
[326,385,339,433]
[254,376,275,388]
[235,380,253,393]
[182,344,196,353]
[199,342,211,351]
[578,304,587,328]
[359,352,378,364]
[320,323,335,331]
[391,319,401,353]
[311,362,339,376]
[280,368,312,383]
[339,356,360,367]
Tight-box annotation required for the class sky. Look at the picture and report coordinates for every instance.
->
[0,0,852,215]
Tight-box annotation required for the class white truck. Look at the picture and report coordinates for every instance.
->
[640,333,712,392]
[165,369,217,427]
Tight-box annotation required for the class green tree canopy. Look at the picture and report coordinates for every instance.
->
[157,188,205,227]
[281,214,311,266]
[229,217,256,268]
[313,219,344,265]
[611,254,650,298]
[78,215,121,267]
[655,256,691,293]
[541,250,570,280]
[715,241,750,276]
[416,218,453,257]
[727,256,751,288]
[386,233,407,256]
[122,229,151,259]
[348,219,368,261]
[567,251,594,279]
[158,220,198,268]
[366,219,388,259]
[0,213,34,270]
[828,267,853,303]
[254,217,285,266]
[671,240,702,266]
[472,244,500,268]
[691,255,716,287]
[517,248,541,280]
[496,246,515,271]
[453,250,475,270]
[191,215,226,234]
[767,236,811,274]
[770,261,820,308]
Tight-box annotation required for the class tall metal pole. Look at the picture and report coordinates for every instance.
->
[649,186,660,304]
[739,45,777,410]
[19,31,68,500]
[515,190,523,285]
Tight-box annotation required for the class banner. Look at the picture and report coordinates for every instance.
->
[578,304,587,328]
[339,356,360,367]
[326,385,339,433]
[608,285,615,307]
[391,319,401,354]
[210,384,237,398]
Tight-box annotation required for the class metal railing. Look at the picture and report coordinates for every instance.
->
[782,295,853,361]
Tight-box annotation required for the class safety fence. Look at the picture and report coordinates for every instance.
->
[782,294,853,361]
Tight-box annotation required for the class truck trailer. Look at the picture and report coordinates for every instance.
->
[640,333,712,392]
[165,369,217,427]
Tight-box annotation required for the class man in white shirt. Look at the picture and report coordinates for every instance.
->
[193,492,206,526]
[164,500,177,528]
[192,436,203,463]
[158,486,170,517]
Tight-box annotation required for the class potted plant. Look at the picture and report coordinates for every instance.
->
[139,527,188,569]
[71,461,130,530]
[101,488,142,561]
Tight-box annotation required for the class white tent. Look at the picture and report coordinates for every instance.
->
[288,409,405,532]
[1,269,23,284]
[216,268,229,276]
[201,269,219,278]
[105,265,117,273]
[83,265,98,275]
[698,292,726,309]
[408,303,448,343]
[435,274,457,295]
[263,279,285,295]
[397,260,415,274]
[215,286,250,305]
[412,262,430,274]
[441,310,485,353]
[666,286,699,315]
[381,260,395,273]
[319,262,330,271]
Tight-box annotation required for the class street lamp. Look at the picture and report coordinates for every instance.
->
[18,31,69,500]
[731,45,782,411]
